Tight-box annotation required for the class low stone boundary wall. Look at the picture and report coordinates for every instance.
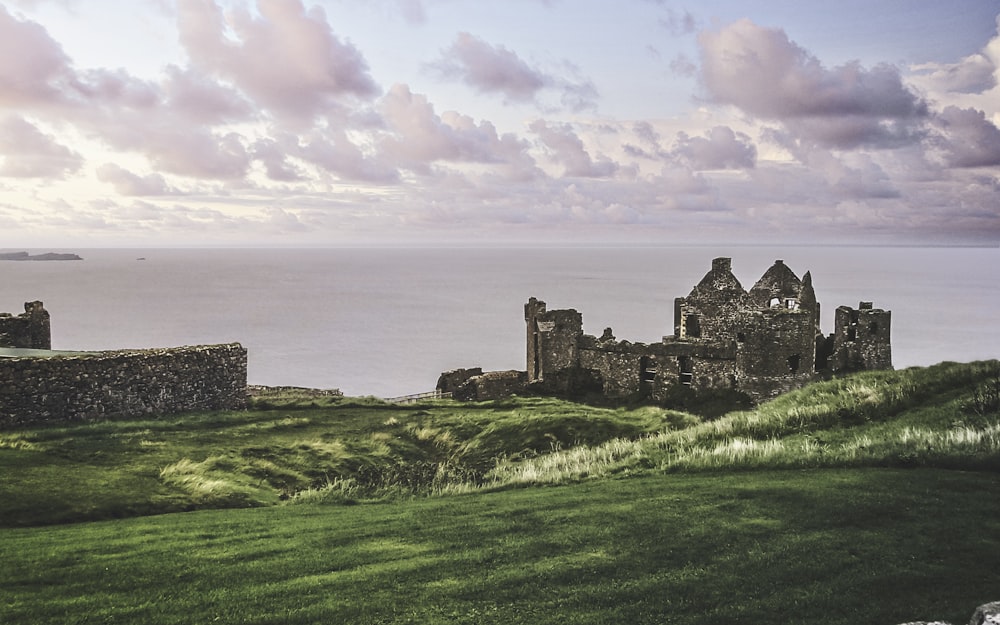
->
[0,344,247,428]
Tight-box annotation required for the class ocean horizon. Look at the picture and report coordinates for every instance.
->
[2,246,997,397]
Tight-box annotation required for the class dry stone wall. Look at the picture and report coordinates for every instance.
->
[0,343,247,428]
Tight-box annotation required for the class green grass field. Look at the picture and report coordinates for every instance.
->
[1,361,998,624]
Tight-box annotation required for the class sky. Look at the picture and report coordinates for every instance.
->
[1,0,999,247]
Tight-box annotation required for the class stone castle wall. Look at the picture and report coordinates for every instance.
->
[0,343,247,428]
[0,301,51,349]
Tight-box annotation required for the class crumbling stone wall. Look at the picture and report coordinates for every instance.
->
[436,368,483,395]
[0,344,247,428]
[450,370,527,401]
[0,301,50,349]
[828,302,892,373]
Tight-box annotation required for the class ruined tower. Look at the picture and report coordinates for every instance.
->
[0,301,51,350]
[828,302,892,373]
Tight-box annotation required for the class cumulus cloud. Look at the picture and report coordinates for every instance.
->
[0,4,72,107]
[0,116,81,178]
[672,126,756,170]
[96,163,178,195]
[430,32,597,111]
[177,0,379,122]
[529,120,618,178]
[296,127,401,183]
[698,19,928,149]
[911,54,997,94]
[378,84,537,177]
[251,137,305,182]
[933,106,1000,168]
[910,15,1000,95]
[163,66,253,124]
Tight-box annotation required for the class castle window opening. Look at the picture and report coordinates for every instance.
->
[787,354,801,373]
[640,356,657,384]
[847,327,857,341]
[532,329,540,378]
[869,321,879,334]
[769,297,781,307]
[678,355,693,386]
[736,332,746,343]
[785,298,799,310]
[685,314,701,338]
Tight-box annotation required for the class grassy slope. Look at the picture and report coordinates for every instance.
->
[1,360,998,623]
[2,469,998,625]
[0,396,692,527]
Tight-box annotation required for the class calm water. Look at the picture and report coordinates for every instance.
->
[1,247,997,397]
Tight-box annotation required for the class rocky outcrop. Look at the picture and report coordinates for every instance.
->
[971,602,1000,625]
[896,601,1000,625]
[0,251,82,261]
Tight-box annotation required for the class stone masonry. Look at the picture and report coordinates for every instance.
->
[0,301,247,427]
[0,301,51,350]
[442,257,892,403]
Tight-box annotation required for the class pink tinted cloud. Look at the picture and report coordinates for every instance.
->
[698,19,928,149]
[0,5,72,107]
[529,120,618,178]
[379,84,536,176]
[96,163,178,196]
[177,0,379,123]
[432,32,597,111]
[163,66,254,124]
[672,126,756,170]
[934,106,1000,168]
[0,115,81,178]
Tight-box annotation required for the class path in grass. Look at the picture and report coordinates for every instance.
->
[3,468,998,625]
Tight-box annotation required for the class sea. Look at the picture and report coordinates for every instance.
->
[1,247,997,398]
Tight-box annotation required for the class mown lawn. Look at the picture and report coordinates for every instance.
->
[2,468,998,625]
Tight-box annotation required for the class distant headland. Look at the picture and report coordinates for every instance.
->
[0,251,82,261]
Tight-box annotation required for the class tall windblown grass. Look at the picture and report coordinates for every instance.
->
[485,362,1000,487]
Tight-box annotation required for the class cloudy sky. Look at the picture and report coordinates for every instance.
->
[1,0,999,247]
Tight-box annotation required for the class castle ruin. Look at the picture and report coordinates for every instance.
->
[0,301,51,350]
[441,257,891,403]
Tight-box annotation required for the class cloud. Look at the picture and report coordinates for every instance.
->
[163,66,254,124]
[659,8,697,36]
[672,126,756,170]
[910,15,999,95]
[933,106,1000,168]
[396,0,426,24]
[911,54,996,94]
[96,163,178,195]
[251,137,305,182]
[698,19,928,149]
[529,120,618,178]
[295,127,401,183]
[430,32,597,111]
[378,84,537,178]
[176,0,379,123]
[0,4,72,107]
[0,116,81,177]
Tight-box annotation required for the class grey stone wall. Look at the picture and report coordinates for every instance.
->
[0,301,50,349]
[0,343,247,428]
[830,302,892,373]
[451,370,527,401]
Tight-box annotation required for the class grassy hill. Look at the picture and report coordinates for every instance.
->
[1,360,998,624]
